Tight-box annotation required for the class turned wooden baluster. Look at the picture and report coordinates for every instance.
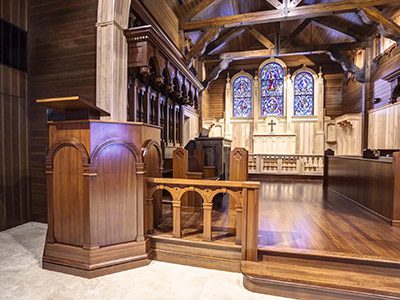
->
[202,201,213,241]
[172,197,182,238]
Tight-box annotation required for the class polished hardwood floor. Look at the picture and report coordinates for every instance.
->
[153,179,400,262]
[258,179,400,261]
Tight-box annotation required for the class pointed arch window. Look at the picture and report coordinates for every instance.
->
[294,72,314,116]
[260,62,285,117]
[233,75,252,118]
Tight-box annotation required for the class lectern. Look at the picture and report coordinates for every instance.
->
[37,96,162,278]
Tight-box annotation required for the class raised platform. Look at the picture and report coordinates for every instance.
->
[149,235,241,272]
[242,255,400,300]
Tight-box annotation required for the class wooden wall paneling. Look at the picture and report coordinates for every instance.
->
[342,77,363,114]
[368,102,400,149]
[0,0,29,231]
[28,0,98,223]
[207,77,226,119]
[324,73,344,117]
[140,0,181,49]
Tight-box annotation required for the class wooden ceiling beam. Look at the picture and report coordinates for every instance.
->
[360,7,400,45]
[186,27,222,67]
[247,27,275,49]
[201,27,246,56]
[181,0,398,31]
[327,51,365,82]
[281,19,311,48]
[181,0,220,23]
[313,17,365,41]
[202,58,233,88]
[201,41,368,61]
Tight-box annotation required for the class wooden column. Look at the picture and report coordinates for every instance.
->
[393,152,400,222]
[224,74,233,139]
[173,106,178,145]
[156,93,161,126]
[145,87,151,124]
[203,202,213,241]
[136,162,145,242]
[165,102,170,145]
[362,42,373,149]
[172,199,182,238]
[129,78,138,122]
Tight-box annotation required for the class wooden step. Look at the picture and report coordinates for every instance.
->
[150,235,241,272]
[259,248,400,269]
[242,256,400,300]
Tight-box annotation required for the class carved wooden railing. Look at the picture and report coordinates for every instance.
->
[146,177,260,261]
[248,154,324,175]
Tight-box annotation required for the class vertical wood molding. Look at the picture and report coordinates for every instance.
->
[96,0,131,121]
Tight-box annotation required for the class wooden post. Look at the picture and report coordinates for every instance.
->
[172,199,182,238]
[244,188,259,261]
[323,149,334,191]
[203,202,213,241]
[146,196,154,234]
[230,146,249,239]
[235,206,243,245]
[145,87,151,124]
[173,147,190,207]
[393,152,400,223]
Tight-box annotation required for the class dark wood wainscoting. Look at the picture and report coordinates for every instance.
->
[326,155,399,226]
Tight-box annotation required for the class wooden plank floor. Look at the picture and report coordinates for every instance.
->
[259,179,400,261]
[153,179,400,262]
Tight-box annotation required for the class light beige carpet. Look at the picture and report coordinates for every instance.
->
[0,222,289,300]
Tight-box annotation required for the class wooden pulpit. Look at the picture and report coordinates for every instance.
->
[37,96,162,278]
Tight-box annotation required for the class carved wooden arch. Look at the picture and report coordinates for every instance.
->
[147,185,243,207]
[207,188,243,207]
[91,138,143,166]
[148,185,180,201]
[46,138,89,168]
[141,139,164,171]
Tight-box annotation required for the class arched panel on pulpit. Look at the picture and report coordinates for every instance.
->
[52,145,86,246]
[91,140,141,246]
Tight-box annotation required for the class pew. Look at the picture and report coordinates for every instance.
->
[325,151,400,226]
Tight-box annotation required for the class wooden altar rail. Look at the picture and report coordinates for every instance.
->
[248,154,324,176]
[146,177,260,261]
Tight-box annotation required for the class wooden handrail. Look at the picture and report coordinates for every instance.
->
[145,177,259,261]
[146,177,260,189]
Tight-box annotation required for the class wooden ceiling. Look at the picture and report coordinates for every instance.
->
[163,0,400,86]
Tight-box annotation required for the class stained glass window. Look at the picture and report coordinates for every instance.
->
[294,72,314,116]
[233,75,252,118]
[260,63,285,117]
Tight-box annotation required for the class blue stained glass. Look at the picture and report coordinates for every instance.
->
[294,72,314,116]
[233,76,252,118]
[260,63,285,117]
